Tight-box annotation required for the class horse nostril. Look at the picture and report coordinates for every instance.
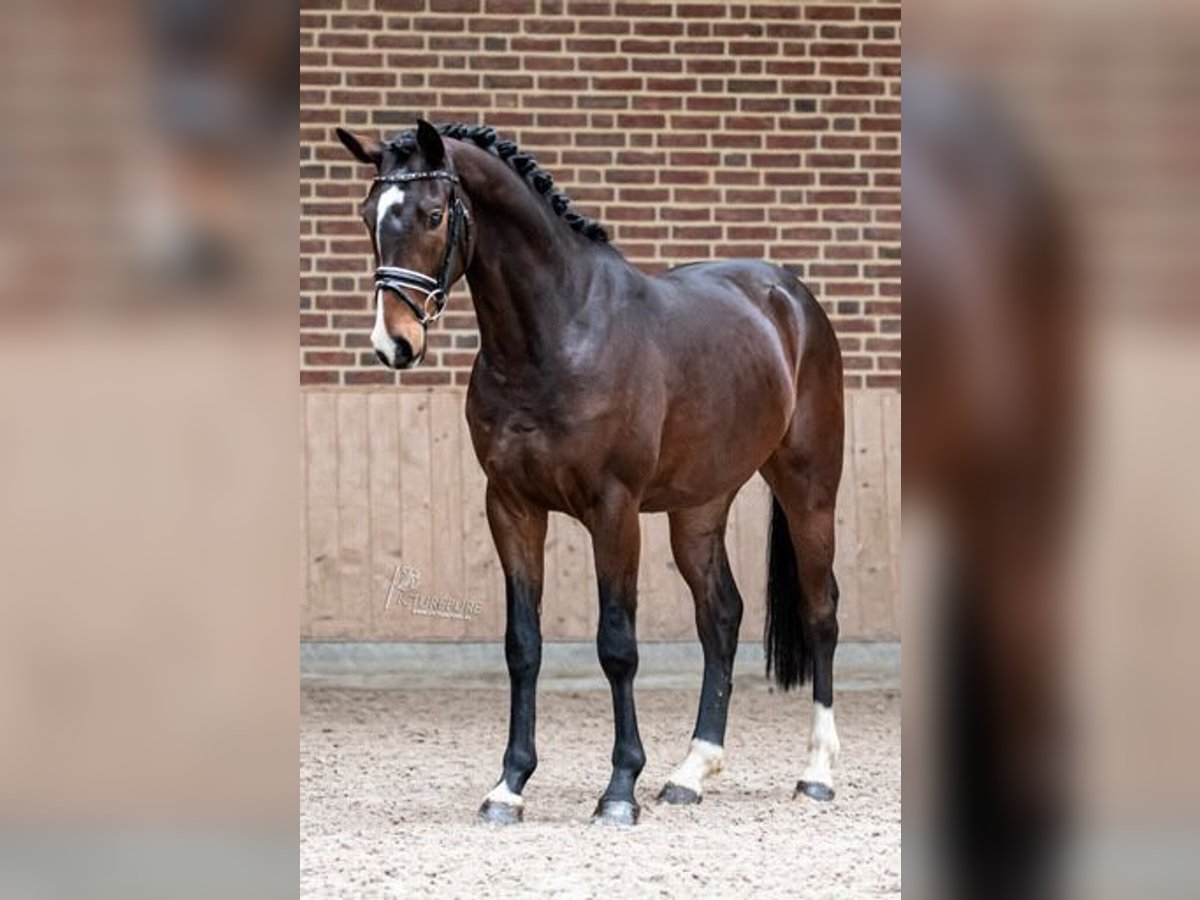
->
[375,339,416,369]
[395,338,415,367]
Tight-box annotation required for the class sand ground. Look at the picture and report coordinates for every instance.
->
[301,679,900,898]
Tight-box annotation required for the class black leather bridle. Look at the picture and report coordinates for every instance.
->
[373,169,471,325]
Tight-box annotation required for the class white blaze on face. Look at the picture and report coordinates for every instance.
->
[666,738,725,795]
[799,702,841,789]
[371,289,395,361]
[375,185,405,253]
[371,185,406,361]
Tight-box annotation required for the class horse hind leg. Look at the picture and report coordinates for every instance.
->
[658,493,744,805]
[761,453,842,802]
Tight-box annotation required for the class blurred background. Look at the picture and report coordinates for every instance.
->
[0,0,297,896]
[904,0,1200,897]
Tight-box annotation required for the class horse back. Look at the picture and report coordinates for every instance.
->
[634,259,839,509]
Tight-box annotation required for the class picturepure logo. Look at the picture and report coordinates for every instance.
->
[382,562,484,621]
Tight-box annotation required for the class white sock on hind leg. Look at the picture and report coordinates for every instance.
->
[799,702,840,787]
[666,738,725,794]
[483,780,524,807]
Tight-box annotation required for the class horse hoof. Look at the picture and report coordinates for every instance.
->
[794,780,835,802]
[591,798,640,826]
[656,782,702,805]
[478,800,523,825]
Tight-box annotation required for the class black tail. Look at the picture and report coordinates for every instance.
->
[765,497,810,691]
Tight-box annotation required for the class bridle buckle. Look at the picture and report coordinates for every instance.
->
[423,289,448,322]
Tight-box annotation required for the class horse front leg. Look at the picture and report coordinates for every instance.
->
[587,492,646,826]
[478,484,548,825]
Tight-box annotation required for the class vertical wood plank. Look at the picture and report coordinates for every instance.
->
[640,512,687,639]
[460,421,500,639]
[398,390,433,637]
[336,393,371,635]
[367,393,402,637]
[663,509,698,641]
[429,391,466,639]
[883,391,902,637]
[305,392,341,636]
[550,514,593,640]
[730,475,770,642]
[543,512,565,635]
[852,392,892,639]
[834,393,863,638]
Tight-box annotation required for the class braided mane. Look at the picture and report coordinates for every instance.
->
[383,123,610,244]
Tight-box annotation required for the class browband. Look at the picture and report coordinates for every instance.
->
[374,169,460,185]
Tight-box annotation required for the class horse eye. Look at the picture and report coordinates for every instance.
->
[428,210,443,229]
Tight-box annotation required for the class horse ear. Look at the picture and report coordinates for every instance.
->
[415,119,445,168]
[335,127,383,168]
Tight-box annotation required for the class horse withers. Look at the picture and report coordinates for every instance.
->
[337,120,845,825]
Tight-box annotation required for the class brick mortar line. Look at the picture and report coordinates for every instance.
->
[302,87,900,95]
[300,117,902,121]
[302,36,902,45]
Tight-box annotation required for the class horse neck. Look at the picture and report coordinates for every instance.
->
[454,147,620,374]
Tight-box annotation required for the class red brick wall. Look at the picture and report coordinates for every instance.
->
[300,0,900,388]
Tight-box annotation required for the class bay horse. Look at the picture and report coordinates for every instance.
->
[336,120,845,826]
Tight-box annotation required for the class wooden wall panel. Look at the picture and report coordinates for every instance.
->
[303,392,342,637]
[301,387,901,642]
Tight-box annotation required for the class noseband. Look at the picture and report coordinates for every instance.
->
[373,169,471,325]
